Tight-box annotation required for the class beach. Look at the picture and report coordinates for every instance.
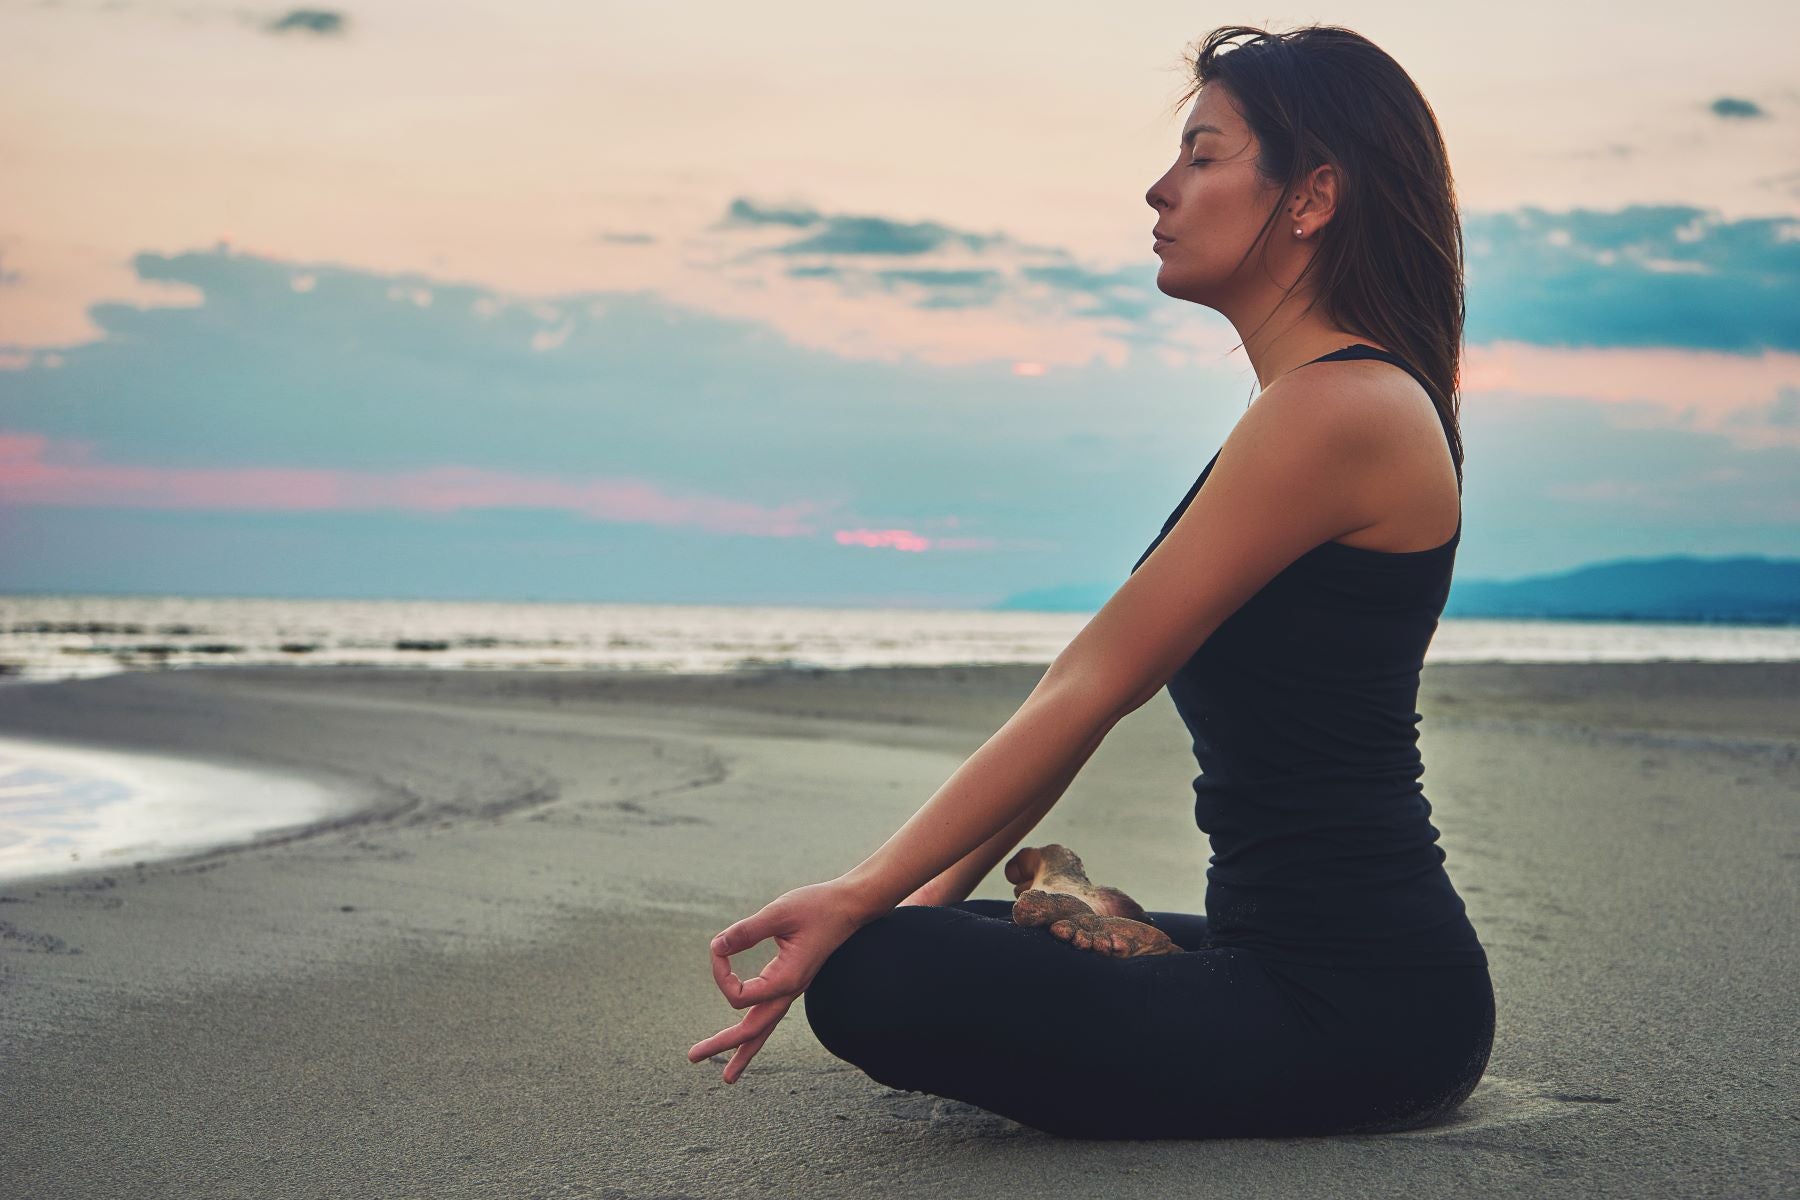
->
[1,660,1795,1198]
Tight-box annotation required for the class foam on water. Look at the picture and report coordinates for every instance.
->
[2,594,1797,685]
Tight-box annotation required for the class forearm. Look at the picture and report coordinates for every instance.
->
[899,723,1108,905]
[837,677,1118,921]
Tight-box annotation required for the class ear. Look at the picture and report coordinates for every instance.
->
[1290,162,1343,229]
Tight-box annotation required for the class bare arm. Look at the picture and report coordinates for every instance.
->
[897,722,1110,906]
[837,670,1126,921]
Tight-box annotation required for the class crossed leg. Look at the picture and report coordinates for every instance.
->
[801,897,1494,1139]
[801,898,1299,1138]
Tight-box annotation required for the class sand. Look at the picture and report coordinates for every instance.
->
[0,660,1795,1198]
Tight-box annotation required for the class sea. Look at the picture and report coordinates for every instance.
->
[2,594,1795,886]
[4,593,1799,685]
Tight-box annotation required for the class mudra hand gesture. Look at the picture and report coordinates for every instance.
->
[687,879,874,1084]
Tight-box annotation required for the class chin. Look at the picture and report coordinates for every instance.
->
[1153,273,1204,303]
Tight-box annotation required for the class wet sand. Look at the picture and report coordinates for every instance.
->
[0,661,1795,1197]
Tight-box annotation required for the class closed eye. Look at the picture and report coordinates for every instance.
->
[1188,158,1211,167]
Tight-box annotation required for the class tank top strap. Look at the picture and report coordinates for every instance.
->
[1306,343,1434,397]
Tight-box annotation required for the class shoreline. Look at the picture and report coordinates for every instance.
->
[3,656,1796,892]
[2,660,1795,1196]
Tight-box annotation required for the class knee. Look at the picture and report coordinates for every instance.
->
[801,907,936,1064]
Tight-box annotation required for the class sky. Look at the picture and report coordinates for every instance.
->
[1,0,1797,606]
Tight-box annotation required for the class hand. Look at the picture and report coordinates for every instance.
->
[687,879,876,1084]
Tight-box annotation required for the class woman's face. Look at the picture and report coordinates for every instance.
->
[1145,85,1287,306]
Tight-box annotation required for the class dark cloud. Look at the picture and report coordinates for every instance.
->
[718,198,822,229]
[1465,205,1800,352]
[264,9,346,36]
[1708,96,1768,120]
[775,214,1003,257]
[725,197,1157,321]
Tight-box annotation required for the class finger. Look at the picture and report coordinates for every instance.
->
[723,1023,775,1084]
[687,994,790,1060]
[722,997,793,1084]
[709,912,770,962]
[687,994,792,1064]
[709,917,775,1001]
[721,967,798,1010]
[712,946,800,1010]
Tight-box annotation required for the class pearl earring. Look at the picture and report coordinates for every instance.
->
[1294,227,1304,237]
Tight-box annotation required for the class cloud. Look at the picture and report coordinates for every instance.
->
[1464,205,1800,352]
[1461,341,1800,450]
[264,8,347,36]
[1019,263,1157,322]
[709,194,1167,337]
[0,429,829,536]
[772,214,1005,257]
[713,197,1800,357]
[3,240,1797,600]
[716,199,824,230]
[1708,97,1769,120]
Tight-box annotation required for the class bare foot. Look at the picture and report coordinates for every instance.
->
[1048,912,1182,958]
[1004,844,1152,922]
[1003,844,1179,958]
[1010,888,1095,928]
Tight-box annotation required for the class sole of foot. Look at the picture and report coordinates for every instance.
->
[1004,844,1181,958]
[1049,912,1183,958]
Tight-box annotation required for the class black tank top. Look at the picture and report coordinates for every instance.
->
[1130,343,1486,970]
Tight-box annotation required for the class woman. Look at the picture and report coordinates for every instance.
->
[687,23,1493,1139]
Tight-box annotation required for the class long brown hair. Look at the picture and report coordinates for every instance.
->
[1173,24,1466,487]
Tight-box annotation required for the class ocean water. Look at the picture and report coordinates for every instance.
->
[3,594,1798,686]
[0,735,342,885]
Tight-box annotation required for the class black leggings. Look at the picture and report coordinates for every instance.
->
[802,899,1494,1140]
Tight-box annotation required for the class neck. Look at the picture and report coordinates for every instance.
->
[1223,292,1371,391]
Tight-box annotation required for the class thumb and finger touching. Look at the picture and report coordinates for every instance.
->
[691,886,863,1081]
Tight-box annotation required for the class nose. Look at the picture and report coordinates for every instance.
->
[1145,173,1173,213]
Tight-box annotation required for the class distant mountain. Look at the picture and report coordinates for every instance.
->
[992,555,1800,623]
[1443,555,1800,623]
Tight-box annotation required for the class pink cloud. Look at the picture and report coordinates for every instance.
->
[0,431,1006,548]
[0,431,828,537]
[834,528,931,552]
[832,527,999,553]
[1464,341,1800,449]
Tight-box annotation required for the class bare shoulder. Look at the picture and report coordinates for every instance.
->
[1272,355,1461,547]
[1043,359,1451,723]
[1263,353,1448,467]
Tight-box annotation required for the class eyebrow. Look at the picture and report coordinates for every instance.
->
[1182,123,1225,147]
